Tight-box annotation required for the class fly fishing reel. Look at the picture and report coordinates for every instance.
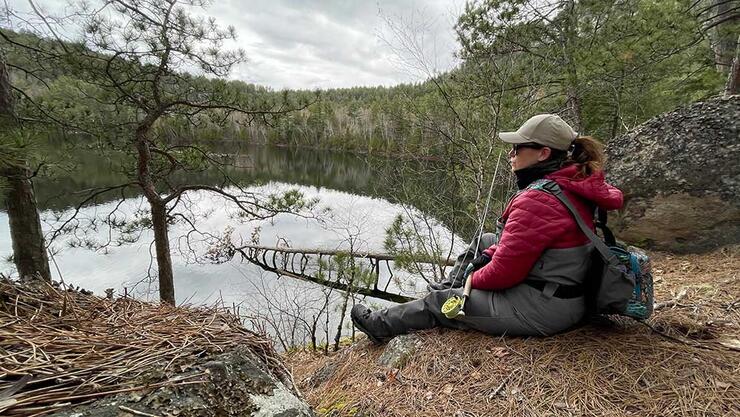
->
[441,264,474,319]
[441,294,465,319]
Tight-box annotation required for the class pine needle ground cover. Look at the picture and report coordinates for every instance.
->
[0,280,288,416]
[287,246,740,417]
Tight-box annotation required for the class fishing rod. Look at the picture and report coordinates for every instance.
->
[441,150,504,319]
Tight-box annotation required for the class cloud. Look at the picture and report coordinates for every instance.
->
[5,0,464,90]
[206,0,465,89]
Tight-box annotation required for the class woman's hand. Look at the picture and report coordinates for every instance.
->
[470,253,491,271]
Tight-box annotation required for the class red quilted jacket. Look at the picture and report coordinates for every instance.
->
[470,164,624,290]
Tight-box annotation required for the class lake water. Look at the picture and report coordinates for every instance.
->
[0,144,466,349]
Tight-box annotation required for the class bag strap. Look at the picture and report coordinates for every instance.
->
[595,207,617,246]
[537,180,619,265]
[597,207,608,226]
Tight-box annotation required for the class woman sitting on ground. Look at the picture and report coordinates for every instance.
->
[351,114,624,343]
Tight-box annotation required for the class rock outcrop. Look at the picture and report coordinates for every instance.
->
[0,279,313,417]
[605,95,739,252]
[376,334,422,369]
[51,347,314,417]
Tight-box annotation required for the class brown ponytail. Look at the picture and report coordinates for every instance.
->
[567,136,605,177]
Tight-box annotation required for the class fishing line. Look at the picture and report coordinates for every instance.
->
[443,150,504,316]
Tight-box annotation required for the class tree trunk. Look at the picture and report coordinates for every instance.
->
[562,0,583,131]
[1,50,51,282]
[333,289,351,351]
[135,119,175,305]
[566,87,583,131]
[707,0,739,74]
[609,74,624,139]
[725,34,740,96]
[310,315,318,351]
[151,200,175,304]
[0,60,12,114]
[4,166,52,282]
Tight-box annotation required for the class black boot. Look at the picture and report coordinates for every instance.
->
[351,304,391,344]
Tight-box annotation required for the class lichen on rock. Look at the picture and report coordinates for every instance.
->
[606,95,739,252]
[377,334,422,369]
[50,343,314,417]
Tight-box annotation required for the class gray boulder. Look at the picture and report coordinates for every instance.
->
[605,95,739,253]
[51,347,314,417]
[377,334,422,369]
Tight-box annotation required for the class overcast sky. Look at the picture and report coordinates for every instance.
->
[6,0,465,90]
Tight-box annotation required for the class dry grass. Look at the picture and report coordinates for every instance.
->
[0,279,284,417]
[287,246,740,417]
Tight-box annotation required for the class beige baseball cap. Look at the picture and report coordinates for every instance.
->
[499,114,578,150]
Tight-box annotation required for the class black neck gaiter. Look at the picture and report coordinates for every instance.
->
[514,158,565,190]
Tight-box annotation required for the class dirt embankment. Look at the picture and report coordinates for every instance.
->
[287,246,740,417]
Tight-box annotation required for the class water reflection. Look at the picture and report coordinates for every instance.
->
[31,144,386,211]
[0,145,466,349]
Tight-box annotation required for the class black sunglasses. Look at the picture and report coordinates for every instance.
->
[510,142,545,155]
